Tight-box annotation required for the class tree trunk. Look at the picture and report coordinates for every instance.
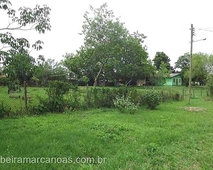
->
[93,64,104,87]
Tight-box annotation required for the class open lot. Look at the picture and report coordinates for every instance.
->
[0,86,213,169]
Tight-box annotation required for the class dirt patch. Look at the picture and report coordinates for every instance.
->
[183,107,207,112]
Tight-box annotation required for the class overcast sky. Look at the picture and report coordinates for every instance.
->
[1,0,213,66]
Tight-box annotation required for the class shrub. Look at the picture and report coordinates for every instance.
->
[128,88,142,105]
[113,95,138,114]
[66,90,83,111]
[172,91,181,101]
[28,102,47,115]
[160,90,170,102]
[0,102,11,118]
[86,87,128,108]
[141,90,161,110]
[39,81,74,113]
[0,77,8,86]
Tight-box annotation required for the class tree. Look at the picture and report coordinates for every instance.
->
[34,57,68,86]
[184,53,208,85]
[203,54,213,75]
[153,52,171,70]
[175,53,190,71]
[3,53,35,90]
[0,0,51,59]
[155,62,171,85]
[72,3,148,86]
[175,53,190,85]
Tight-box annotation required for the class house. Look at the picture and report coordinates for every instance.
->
[164,73,182,86]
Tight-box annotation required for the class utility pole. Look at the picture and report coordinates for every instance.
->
[188,24,194,105]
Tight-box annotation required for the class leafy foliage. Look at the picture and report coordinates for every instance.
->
[175,53,190,85]
[64,3,149,87]
[0,0,51,58]
[206,75,213,96]
[3,54,35,85]
[155,62,171,85]
[153,52,171,70]
[86,87,128,108]
[0,102,11,118]
[34,58,69,86]
[175,53,190,71]
[0,76,8,86]
[141,90,161,109]
[184,53,208,85]
[113,95,138,114]
[40,81,72,112]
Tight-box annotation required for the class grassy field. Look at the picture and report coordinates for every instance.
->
[0,86,213,169]
[0,86,47,111]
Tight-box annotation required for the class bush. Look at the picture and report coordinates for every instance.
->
[39,81,74,113]
[0,77,8,86]
[86,87,128,108]
[0,102,11,118]
[113,95,138,114]
[172,92,181,101]
[141,90,161,110]
[128,88,142,105]
[66,90,83,111]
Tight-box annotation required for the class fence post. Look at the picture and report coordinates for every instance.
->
[182,88,184,100]
[86,83,89,108]
[24,81,28,112]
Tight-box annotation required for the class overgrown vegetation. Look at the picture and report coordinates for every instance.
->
[0,84,186,118]
[113,95,138,114]
[141,90,161,109]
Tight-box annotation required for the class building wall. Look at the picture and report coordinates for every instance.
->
[164,75,182,86]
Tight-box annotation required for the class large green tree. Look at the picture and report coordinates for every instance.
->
[153,52,171,70]
[65,3,149,86]
[3,53,35,84]
[184,53,208,85]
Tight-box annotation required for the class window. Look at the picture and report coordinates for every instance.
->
[173,79,175,83]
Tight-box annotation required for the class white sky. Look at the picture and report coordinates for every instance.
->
[1,0,213,66]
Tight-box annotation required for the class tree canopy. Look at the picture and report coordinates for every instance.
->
[183,53,208,85]
[153,52,171,70]
[63,3,150,86]
[174,53,190,85]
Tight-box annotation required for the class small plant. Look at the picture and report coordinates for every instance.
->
[113,95,138,114]
[172,92,181,101]
[0,102,11,118]
[141,90,161,110]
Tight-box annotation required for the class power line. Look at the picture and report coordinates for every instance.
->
[198,28,213,32]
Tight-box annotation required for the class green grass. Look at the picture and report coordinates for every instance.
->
[0,85,212,169]
[0,86,47,111]
[0,85,213,169]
